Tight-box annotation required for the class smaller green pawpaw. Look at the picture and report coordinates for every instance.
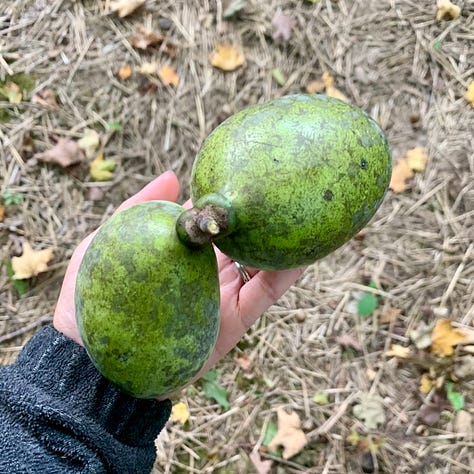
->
[75,201,220,398]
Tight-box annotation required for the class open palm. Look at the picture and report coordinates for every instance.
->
[54,171,304,392]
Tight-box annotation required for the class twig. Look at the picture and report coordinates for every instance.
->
[0,314,52,344]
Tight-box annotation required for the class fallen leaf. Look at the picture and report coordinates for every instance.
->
[139,62,158,75]
[465,81,474,107]
[335,334,362,352]
[431,319,466,357]
[380,306,402,324]
[385,344,411,359]
[0,82,22,103]
[11,241,54,280]
[306,79,326,95]
[353,394,386,431]
[35,138,85,168]
[346,430,361,446]
[267,408,307,459]
[389,157,414,193]
[272,11,293,42]
[313,392,329,405]
[31,89,58,108]
[110,0,145,17]
[158,65,179,86]
[409,321,434,350]
[171,402,190,425]
[0,205,5,222]
[223,0,246,18]
[322,72,350,102]
[405,147,429,172]
[419,373,434,394]
[235,352,252,371]
[249,447,272,474]
[210,44,245,71]
[436,0,461,20]
[454,410,472,439]
[118,64,133,80]
[130,26,165,50]
[90,153,116,181]
[78,129,101,158]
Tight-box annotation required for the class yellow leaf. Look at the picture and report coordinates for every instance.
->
[158,65,179,87]
[389,158,414,193]
[405,147,429,172]
[171,402,190,425]
[267,408,307,459]
[11,241,54,280]
[110,0,145,17]
[90,153,116,181]
[0,82,22,103]
[210,44,245,72]
[436,0,461,21]
[431,319,466,357]
[78,129,101,158]
[306,79,325,95]
[0,205,5,222]
[118,64,133,80]
[322,72,350,102]
[385,344,411,359]
[419,373,434,394]
[465,82,474,107]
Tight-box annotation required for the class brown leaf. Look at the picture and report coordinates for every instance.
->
[210,44,245,72]
[385,344,411,359]
[158,65,179,86]
[0,205,5,222]
[11,241,54,280]
[405,147,429,172]
[335,334,362,352]
[389,158,414,193]
[118,64,133,80]
[306,79,326,95]
[35,138,85,168]
[249,447,272,474]
[31,89,58,109]
[322,72,350,102]
[130,26,165,50]
[267,408,307,459]
[431,319,466,357]
[272,11,293,42]
[110,0,145,18]
[380,306,402,324]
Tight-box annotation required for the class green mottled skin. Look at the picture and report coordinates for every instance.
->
[191,94,392,270]
[75,201,219,398]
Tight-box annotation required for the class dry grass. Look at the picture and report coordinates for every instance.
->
[1,0,474,473]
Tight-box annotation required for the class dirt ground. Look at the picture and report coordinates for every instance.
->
[1,1,473,473]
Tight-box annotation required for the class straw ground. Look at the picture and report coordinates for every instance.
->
[1,1,473,472]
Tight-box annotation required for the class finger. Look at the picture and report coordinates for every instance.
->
[115,170,180,213]
[238,267,306,329]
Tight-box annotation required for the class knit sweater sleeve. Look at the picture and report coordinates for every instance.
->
[0,325,171,474]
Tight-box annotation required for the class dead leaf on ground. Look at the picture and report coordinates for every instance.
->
[267,408,307,459]
[419,373,435,394]
[465,81,474,107]
[389,158,414,193]
[272,11,293,42]
[385,344,411,359]
[431,319,466,357]
[0,205,5,222]
[0,82,22,103]
[405,147,429,172]
[90,153,116,181]
[78,129,101,158]
[409,321,434,350]
[110,0,145,18]
[249,447,272,474]
[335,334,363,352]
[11,241,54,280]
[35,138,85,168]
[139,62,158,75]
[158,65,179,86]
[306,79,326,94]
[322,72,350,102]
[118,64,133,80]
[171,402,190,425]
[436,0,461,20]
[353,394,386,431]
[130,26,165,49]
[380,306,402,324]
[31,89,58,108]
[235,352,252,371]
[210,44,245,71]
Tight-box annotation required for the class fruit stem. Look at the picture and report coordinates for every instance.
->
[176,193,236,249]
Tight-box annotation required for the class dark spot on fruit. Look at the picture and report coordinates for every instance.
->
[323,189,334,201]
[273,158,280,164]
[118,352,130,362]
[360,158,368,169]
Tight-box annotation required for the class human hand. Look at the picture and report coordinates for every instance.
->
[53,171,304,391]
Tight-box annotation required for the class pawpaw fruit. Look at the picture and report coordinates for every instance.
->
[189,94,392,270]
[75,201,220,398]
